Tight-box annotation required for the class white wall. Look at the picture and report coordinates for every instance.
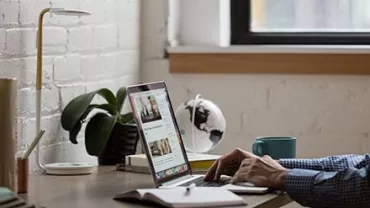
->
[167,0,229,46]
[141,0,370,159]
[0,0,141,172]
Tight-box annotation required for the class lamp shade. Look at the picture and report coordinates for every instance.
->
[49,8,91,16]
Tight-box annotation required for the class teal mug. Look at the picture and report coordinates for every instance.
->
[252,136,296,159]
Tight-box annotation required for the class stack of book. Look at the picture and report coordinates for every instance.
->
[116,153,221,174]
[0,187,35,208]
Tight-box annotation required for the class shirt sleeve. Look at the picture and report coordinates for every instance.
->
[279,154,369,171]
[284,166,370,208]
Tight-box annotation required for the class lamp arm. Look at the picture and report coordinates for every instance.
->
[36,8,49,90]
[35,8,50,172]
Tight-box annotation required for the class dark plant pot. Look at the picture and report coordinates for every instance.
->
[98,123,139,165]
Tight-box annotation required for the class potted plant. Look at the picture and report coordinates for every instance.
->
[60,87,139,165]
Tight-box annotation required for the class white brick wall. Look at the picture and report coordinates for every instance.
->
[68,26,94,52]
[53,54,81,82]
[93,24,117,49]
[0,1,19,25]
[6,29,37,55]
[0,29,5,53]
[0,0,140,173]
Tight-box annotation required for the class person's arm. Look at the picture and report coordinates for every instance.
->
[284,165,370,208]
[279,154,369,171]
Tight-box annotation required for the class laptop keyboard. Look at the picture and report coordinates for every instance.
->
[179,176,230,187]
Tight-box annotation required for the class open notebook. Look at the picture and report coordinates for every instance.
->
[114,187,246,208]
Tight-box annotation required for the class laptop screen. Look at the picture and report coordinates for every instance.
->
[127,82,190,183]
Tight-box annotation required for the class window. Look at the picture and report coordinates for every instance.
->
[231,0,370,45]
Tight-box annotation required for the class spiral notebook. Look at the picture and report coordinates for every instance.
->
[114,187,246,208]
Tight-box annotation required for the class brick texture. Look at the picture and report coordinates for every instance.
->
[0,0,140,173]
[68,26,94,52]
[0,29,5,53]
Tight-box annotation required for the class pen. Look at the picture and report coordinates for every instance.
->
[186,183,196,192]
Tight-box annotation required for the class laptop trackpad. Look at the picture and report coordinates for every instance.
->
[223,183,269,194]
[234,182,256,187]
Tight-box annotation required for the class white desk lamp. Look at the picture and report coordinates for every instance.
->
[35,8,94,175]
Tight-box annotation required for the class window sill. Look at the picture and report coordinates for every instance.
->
[168,45,370,74]
[167,45,370,54]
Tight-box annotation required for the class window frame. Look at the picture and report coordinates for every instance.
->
[230,0,370,45]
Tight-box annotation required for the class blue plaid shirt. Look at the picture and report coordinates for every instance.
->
[279,154,370,208]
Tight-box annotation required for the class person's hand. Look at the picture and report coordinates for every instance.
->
[204,148,259,181]
[231,155,288,191]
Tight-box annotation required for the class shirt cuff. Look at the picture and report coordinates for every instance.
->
[284,169,321,206]
[279,158,324,170]
[279,159,296,168]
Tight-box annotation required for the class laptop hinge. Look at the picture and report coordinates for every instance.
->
[160,174,195,187]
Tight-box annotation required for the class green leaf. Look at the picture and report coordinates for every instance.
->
[69,122,82,144]
[66,104,118,144]
[98,88,117,106]
[61,88,117,132]
[120,112,134,123]
[66,104,97,144]
[81,104,99,122]
[116,87,127,114]
[96,104,118,115]
[85,113,117,156]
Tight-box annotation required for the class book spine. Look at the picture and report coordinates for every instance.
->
[0,78,17,192]
[189,160,215,170]
[116,164,151,174]
[116,163,214,175]
[125,155,149,167]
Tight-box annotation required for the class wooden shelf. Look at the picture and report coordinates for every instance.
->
[169,53,370,74]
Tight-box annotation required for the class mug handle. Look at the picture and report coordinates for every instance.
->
[252,140,265,156]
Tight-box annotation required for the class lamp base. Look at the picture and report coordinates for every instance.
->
[44,162,95,175]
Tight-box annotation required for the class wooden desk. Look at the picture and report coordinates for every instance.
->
[20,167,292,208]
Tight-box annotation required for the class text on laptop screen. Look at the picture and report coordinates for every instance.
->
[129,88,188,180]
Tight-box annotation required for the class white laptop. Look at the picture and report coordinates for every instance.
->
[126,81,268,194]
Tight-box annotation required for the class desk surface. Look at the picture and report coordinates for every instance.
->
[20,167,292,208]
